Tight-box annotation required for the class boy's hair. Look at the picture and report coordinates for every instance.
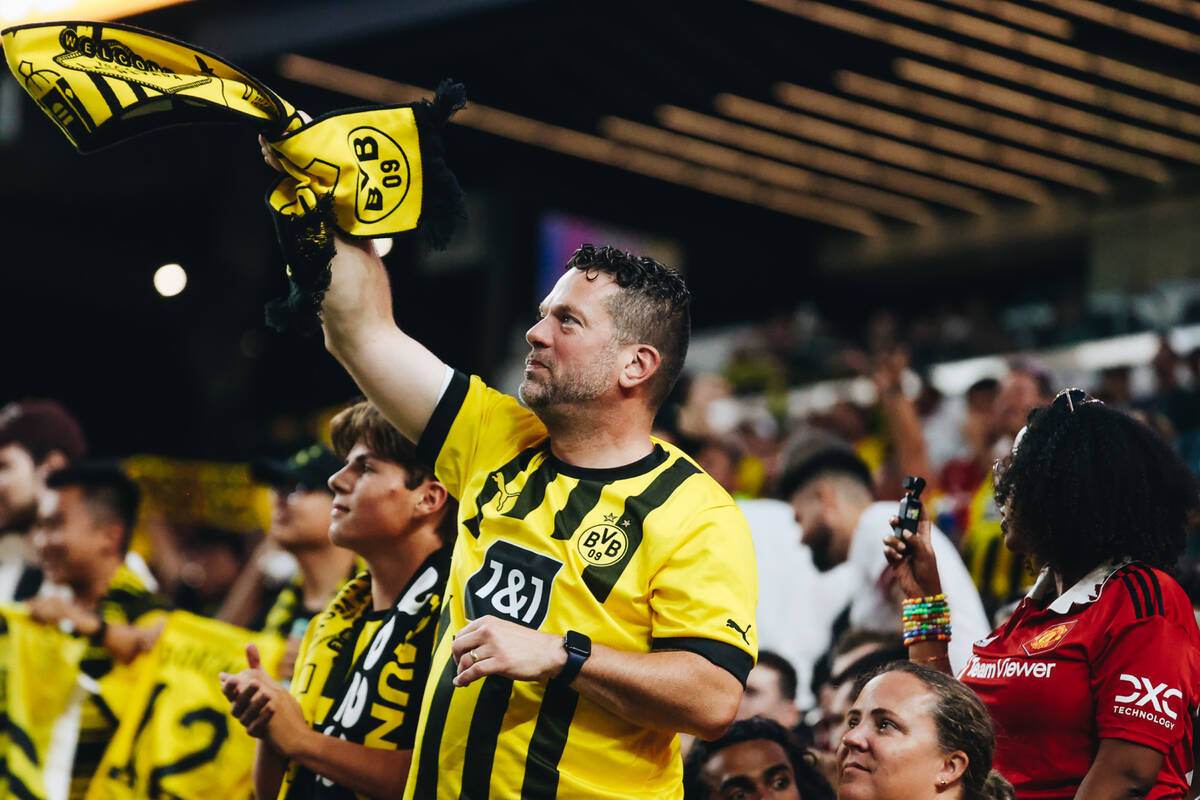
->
[330,401,457,544]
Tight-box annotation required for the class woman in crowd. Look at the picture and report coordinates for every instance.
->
[838,661,1014,800]
[886,388,1200,799]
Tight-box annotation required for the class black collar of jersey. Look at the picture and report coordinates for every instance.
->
[546,443,669,482]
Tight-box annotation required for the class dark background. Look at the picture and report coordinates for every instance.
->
[4,0,1193,458]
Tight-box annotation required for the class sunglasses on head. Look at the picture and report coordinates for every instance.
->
[1052,387,1103,413]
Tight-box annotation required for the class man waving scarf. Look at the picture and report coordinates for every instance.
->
[2,20,465,333]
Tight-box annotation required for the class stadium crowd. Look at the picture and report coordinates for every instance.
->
[5,243,1200,799]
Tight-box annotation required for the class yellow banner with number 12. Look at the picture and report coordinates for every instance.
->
[85,612,284,800]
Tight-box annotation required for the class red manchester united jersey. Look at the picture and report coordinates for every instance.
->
[959,562,1200,799]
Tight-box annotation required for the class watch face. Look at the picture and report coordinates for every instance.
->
[566,631,590,655]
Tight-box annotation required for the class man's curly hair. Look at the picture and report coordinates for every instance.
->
[995,397,1199,573]
[683,717,833,800]
[566,244,690,409]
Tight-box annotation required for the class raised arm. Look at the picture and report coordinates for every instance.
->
[318,234,447,443]
[259,135,447,444]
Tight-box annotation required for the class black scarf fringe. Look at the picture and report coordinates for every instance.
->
[265,80,467,335]
[412,79,469,250]
[264,192,337,336]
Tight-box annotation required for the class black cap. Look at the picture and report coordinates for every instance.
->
[250,442,342,493]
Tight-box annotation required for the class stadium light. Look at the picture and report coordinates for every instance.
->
[654,104,990,214]
[834,72,1170,184]
[714,93,1052,204]
[772,82,1109,195]
[276,54,885,236]
[153,263,187,297]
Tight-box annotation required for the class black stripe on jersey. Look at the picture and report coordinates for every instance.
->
[7,772,38,800]
[1132,564,1165,616]
[520,681,580,798]
[551,479,607,540]
[458,676,515,799]
[463,444,544,538]
[1127,566,1163,617]
[104,587,163,621]
[1117,569,1147,619]
[433,591,454,651]
[582,458,701,604]
[505,460,559,519]
[73,737,110,767]
[7,717,37,766]
[652,637,755,686]
[416,369,471,465]
[411,658,459,800]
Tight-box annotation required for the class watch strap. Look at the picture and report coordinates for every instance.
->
[556,630,591,686]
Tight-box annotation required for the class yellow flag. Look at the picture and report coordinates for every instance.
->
[1,21,296,151]
[0,605,88,800]
[85,612,284,800]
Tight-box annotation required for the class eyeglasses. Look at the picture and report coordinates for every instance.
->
[1052,387,1103,413]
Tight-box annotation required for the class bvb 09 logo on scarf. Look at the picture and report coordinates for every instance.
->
[350,127,411,224]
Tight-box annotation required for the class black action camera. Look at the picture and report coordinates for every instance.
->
[893,475,927,554]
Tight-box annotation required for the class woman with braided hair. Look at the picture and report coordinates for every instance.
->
[885,388,1200,799]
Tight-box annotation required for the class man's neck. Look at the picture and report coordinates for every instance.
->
[360,526,444,612]
[541,403,655,469]
[293,545,359,611]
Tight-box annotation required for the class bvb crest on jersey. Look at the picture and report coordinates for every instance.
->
[576,514,631,567]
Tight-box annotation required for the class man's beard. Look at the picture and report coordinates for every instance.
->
[519,345,618,411]
[804,523,840,572]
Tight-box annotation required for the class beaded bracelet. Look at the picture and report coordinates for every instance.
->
[902,594,951,646]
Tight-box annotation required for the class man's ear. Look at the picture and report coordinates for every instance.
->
[618,344,661,391]
[98,520,125,556]
[35,449,69,482]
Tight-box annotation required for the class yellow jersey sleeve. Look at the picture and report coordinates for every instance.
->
[416,370,547,499]
[649,501,758,684]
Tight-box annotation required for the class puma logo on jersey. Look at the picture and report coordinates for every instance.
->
[726,619,752,645]
[491,474,520,514]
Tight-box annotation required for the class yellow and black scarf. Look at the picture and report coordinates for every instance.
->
[2,21,465,333]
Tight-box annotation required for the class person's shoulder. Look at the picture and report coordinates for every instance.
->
[656,439,739,509]
[1102,563,1194,625]
[105,563,168,617]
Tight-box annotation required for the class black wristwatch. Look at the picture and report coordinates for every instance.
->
[556,630,591,686]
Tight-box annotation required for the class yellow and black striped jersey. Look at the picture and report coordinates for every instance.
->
[259,572,308,639]
[404,371,758,800]
[258,561,363,641]
[281,548,450,800]
[73,564,168,800]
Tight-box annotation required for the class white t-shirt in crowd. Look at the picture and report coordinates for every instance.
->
[741,499,855,710]
[846,501,989,673]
